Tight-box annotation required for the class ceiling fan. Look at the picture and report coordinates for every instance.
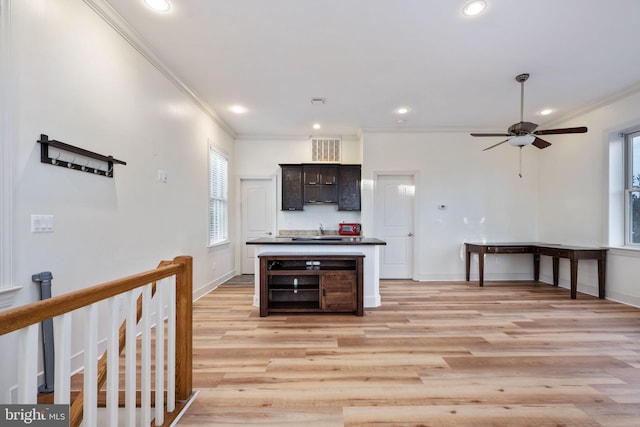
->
[470,73,588,152]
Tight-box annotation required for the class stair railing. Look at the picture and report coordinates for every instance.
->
[0,255,193,427]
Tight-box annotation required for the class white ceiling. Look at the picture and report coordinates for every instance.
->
[102,0,640,139]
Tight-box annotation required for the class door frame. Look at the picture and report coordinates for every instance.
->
[236,175,277,275]
[373,171,419,280]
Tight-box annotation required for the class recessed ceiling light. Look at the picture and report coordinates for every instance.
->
[311,98,326,105]
[462,0,486,16]
[313,123,321,130]
[396,107,410,115]
[144,0,171,12]
[539,108,553,116]
[229,105,248,114]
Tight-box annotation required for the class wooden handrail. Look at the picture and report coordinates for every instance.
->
[0,263,182,335]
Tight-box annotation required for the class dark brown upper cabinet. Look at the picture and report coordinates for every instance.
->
[280,164,361,211]
[280,164,304,211]
[304,165,338,204]
[337,165,361,211]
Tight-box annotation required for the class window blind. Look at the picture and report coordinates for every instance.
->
[209,147,228,245]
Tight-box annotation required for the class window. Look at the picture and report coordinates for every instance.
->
[625,130,640,245]
[208,145,228,245]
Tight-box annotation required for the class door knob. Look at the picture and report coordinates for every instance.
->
[408,233,413,237]
[266,232,272,235]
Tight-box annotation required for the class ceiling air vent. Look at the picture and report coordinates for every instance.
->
[311,137,341,162]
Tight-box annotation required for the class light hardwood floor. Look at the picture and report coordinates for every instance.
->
[178,280,640,426]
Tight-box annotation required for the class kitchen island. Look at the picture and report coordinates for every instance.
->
[246,237,386,309]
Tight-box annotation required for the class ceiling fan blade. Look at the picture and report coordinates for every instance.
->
[471,133,511,137]
[482,139,510,151]
[532,137,552,149]
[534,126,588,135]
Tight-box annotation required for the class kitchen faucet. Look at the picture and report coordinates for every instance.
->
[319,223,325,235]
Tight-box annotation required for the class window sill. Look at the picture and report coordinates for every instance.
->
[208,239,230,249]
[0,286,23,309]
[606,246,640,258]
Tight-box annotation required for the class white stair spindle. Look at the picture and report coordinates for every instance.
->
[17,324,38,403]
[167,276,176,413]
[83,303,98,427]
[125,289,138,426]
[53,313,71,404]
[154,280,165,425]
[141,284,152,426]
[106,296,121,427]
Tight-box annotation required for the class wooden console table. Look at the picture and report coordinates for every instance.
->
[464,242,607,299]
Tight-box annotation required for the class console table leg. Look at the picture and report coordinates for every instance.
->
[570,259,578,299]
[552,257,559,286]
[598,254,606,299]
[533,254,540,282]
[465,249,471,282]
[478,253,485,287]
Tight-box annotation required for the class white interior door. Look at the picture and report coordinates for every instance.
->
[241,178,274,274]
[376,174,414,279]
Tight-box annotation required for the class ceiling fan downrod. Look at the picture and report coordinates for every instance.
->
[516,73,529,124]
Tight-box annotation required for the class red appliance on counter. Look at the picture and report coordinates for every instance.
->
[339,223,361,236]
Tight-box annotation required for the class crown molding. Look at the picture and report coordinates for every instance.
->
[82,0,237,138]
[540,81,640,128]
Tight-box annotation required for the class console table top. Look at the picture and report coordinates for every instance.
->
[465,242,607,252]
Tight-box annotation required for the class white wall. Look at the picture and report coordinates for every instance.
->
[1,0,235,401]
[361,132,540,281]
[538,89,640,305]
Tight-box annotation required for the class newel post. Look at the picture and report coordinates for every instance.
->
[174,255,193,400]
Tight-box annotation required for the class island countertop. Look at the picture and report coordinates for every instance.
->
[246,237,386,245]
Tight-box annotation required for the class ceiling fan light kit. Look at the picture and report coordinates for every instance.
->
[509,134,535,147]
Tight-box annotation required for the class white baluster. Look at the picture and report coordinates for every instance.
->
[141,284,152,426]
[154,280,165,425]
[167,276,176,413]
[106,296,121,426]
[83,303,98,427]
[125,289,138,427]
[17,324,38,403]
[53,313,71,404]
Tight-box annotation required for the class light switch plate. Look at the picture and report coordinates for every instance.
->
[31,214,54,233]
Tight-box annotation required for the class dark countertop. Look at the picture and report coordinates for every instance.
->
[247,237,386,245]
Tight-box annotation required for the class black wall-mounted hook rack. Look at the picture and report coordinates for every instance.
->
[37,134,126,178]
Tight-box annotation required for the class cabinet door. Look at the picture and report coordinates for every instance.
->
[320,166,337,185]
[338,165,361,211]
[303,166,321,185]
[281,165,304,211]
[321,272,357,312]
